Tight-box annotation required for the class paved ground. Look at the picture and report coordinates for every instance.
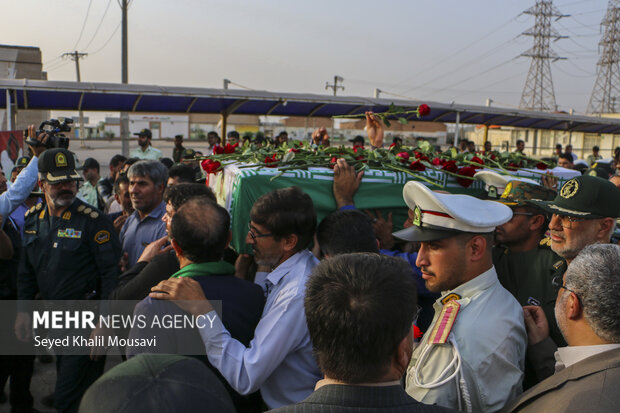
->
[0,353,124,413]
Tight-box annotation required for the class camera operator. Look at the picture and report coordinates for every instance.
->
[0,125,49,226]
[14,146,121,413]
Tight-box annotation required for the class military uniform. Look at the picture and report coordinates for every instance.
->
[18,199,121,301]
[16,148,121,413]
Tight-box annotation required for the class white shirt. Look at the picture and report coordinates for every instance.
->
[555,344,620,371]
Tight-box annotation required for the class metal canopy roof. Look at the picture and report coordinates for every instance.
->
[2,78,620,134]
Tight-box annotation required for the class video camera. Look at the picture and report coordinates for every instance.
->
[25,118,73,149]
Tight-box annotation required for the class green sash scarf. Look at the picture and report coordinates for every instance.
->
[170,261,235,279]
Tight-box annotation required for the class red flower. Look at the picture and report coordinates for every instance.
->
[442,160,458,173]
[223,143,236,154]
[213,145,224,155]
[409,161,426,171]
[456,166,476,188]
[470,156,484,169]
[264,154,278,167]
[329,156,338,169]
[506,162,520,171]
[288,148,300,153]
[431,157,443,166]
[490,153,497,160]
[413,325,424,340]
[353,145,364,153]
[396,152,410,162]
[355,155,365,161]
[389,142,397,148]
[418,104,431,117]
[536,162,548,170]
[200,159,221,175]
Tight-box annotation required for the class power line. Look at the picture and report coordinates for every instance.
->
[89,21,122,55]
[392,14,522,90]
[83,0,114,51]
[71,0,94,51]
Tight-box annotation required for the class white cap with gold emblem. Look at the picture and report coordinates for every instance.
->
[474,170,538,199]
[393,181,513,242]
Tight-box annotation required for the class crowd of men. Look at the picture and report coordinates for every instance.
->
[0,116,619,413]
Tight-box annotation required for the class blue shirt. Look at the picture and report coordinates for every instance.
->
[198,250,322,409]
[119,201,166,267]
[0,156,38,226]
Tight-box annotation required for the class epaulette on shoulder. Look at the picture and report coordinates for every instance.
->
[539,237,552,248]
[77,204,100,219]
[553,260,565,270]
[24,203,43,218]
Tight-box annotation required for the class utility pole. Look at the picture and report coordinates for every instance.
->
[519,1,568,112]
[325,75,344,96]
[586,0,620,115]
[62,51,88,146]
[120,0,129,156]
[374,88,382,98]
[223,79,231,89]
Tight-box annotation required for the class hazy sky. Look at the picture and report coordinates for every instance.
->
[1,0,613,115]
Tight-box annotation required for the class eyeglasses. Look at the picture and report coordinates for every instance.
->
[552,274,582,305]
[247,222,273,242]
[552,213,583,230]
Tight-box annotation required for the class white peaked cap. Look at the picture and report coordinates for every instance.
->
[393,181,513,241]
[474,170,539,194]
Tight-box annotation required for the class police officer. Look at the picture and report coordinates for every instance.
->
[399,181,527,412]
[14,148,121,413]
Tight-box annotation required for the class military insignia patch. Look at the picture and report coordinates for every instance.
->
[560,179,579,199]
[77,205,86,212]
[83,207,92,215]
[62,211,71,220]
[90,211,99,219]
[429,300,460,344]
[57,228,82,239]
[55,152,67,167]
[94,230,110,244]
[441,293,461,305]
[501,182,513,198]
[539,237,551,247]
[25,230,36,235]
[39,210,45,219]
[527,297,541,306]
[588,169,597,176]
[553,260,564,270]
[413,206,422,227]
[488,185,498,199]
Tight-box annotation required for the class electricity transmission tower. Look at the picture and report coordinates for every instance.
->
[519,1,568,112]
[586,0,620,115]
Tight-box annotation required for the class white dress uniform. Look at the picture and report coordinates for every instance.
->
[392,181,527,412]
[405,267,526,412]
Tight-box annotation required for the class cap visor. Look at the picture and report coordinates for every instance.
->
[45,170,83,183]
[526,199,596,218]
[393,226,460,242]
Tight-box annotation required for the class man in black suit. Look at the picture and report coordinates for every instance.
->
[268,254,454,413]
[127,196,265,412]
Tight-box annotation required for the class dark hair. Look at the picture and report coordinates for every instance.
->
[566,144,573,150]
[558,153,573,163]
[113,175,130,195]
[556,144,562,149]
[160,158,174,169]
[164,183,216,210]
[168,164,196,184]
[593,145,600,151]
[128,160,169,187]
[250,186,316,251]
[227,131,239,139]
[123,157,139,169]
[317,210,379,257]
[207,131,219,138]
[516,139,525,145]
[170,197,230,263]
[305,254,417,383]
[110,154,127,167]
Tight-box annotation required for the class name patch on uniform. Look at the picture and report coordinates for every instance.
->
[57,228,82,239]
[429,300,460,345]
[94,230,110,244]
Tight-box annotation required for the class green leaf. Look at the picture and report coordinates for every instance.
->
[383,118,391,127]
[281,151,295,163]
[450,147,458,158]
[398,117,408,125]
[388,103,396,113]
